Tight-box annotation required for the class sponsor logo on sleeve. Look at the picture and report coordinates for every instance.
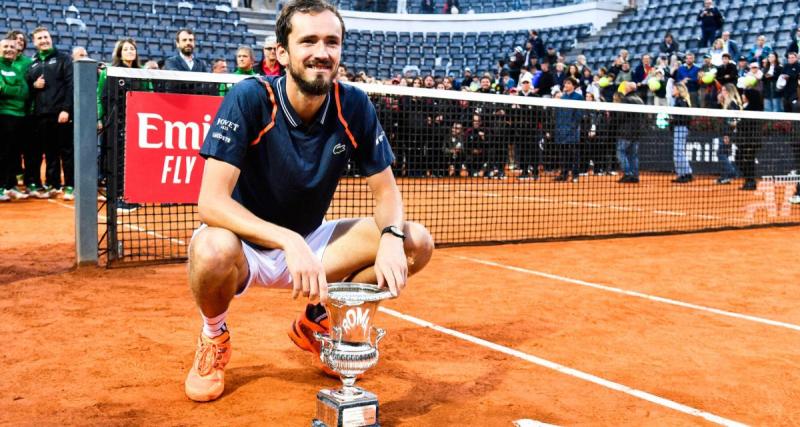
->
[375,130,386,146]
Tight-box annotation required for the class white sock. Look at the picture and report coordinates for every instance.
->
[201,310,228,339]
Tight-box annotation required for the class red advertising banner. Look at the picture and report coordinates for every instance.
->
[124,91,222,203]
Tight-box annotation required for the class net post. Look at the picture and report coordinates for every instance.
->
[74,58,99,266]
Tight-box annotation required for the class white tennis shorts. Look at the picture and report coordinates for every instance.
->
[192,220,341,297]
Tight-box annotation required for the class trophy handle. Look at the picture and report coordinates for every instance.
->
[373,327,386,348]
[314,332,334,351]
[331,326,343,344]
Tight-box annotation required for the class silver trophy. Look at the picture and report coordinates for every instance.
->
[312,283,392,427]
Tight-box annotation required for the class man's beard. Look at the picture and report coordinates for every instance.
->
[180,46,193,56]
[288,58,337,96]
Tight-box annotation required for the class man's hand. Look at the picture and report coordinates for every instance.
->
[284,234,328,303]
[33,75,45,89]
[58,111,69,124]
[374,234,407,297]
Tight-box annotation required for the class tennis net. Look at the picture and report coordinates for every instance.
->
[97,68,800,266]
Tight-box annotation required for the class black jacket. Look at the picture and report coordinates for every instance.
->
[529,37,545,59]
[163,54,209,73]
[762,63,784,98]
[697,7,724,31]
[787,36,799,57]
[671,97,691,127]
[618,93,645,141]
[716,63,738,87]
[659,41,680,56]
[535,71,555,96]
[26,48,73,116]
[783,62,800,100]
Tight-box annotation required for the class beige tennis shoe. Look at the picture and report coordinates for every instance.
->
[184,331,231,402]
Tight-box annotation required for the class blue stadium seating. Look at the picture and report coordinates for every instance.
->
[342,25,590,76]
[0,0,257,66]
[580,0,800,71]
[336,0,581,14]
[4,0,795,82]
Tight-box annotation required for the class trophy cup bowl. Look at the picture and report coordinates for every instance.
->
[312,283,393,427]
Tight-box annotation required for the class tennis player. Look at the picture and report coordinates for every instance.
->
[184,0,433,402]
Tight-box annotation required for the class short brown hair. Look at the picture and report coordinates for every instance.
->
[236,45,254,60]
[175,28,194,42]
[31,27,49,38]
[275,0,345,49]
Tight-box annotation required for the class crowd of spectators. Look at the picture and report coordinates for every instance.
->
[2,0,800,203]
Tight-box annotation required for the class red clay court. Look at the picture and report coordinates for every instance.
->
[2,195,800,426]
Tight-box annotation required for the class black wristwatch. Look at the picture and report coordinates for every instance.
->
[381,225,406,240]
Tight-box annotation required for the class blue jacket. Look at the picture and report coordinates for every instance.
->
[554,91,584,144]
[747,44,773,64]
[632,64,652,83]
[675,64,701,92]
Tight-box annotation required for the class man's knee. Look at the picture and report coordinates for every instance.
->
[404,221,434,272]
[189,227,243,278]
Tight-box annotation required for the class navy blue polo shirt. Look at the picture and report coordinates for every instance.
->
[200,76,394,246]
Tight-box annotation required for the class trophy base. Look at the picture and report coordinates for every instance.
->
[312,388,379,427]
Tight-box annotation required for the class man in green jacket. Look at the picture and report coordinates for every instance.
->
[5,30,32,80]
[6,30,32,191]
[0,37,30,201]
[233,46,257,76]
[219,46,257,96]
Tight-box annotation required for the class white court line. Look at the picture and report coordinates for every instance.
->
[447,254,800,333]
[654,210,688,216]
[379,306,748,426]
[48,200,187,246]
[456,190,728,221]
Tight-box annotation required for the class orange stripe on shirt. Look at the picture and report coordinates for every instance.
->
[250,79,278,146]
[334,82,358,149]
